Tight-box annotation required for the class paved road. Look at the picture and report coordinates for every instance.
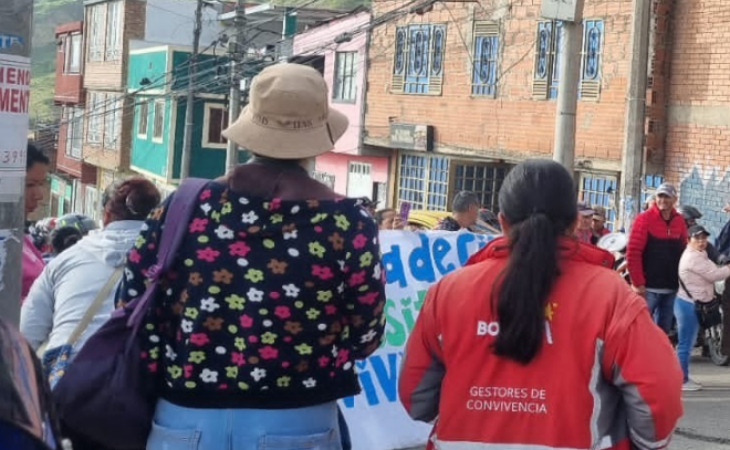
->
[401,355,730,450]
[671,356,730,449]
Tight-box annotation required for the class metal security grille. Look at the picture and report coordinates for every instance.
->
[579,173,618,231]
[397,153,449,210]
[452,162,511,211]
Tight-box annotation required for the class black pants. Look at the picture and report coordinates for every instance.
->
[337,406,352,450]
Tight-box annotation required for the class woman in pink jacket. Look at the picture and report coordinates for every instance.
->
[677,224,730,391]
[22,143,50,301]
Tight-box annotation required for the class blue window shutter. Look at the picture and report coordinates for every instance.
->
[579,19,603,101]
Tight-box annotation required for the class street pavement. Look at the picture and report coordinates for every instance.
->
[401,354,730,450]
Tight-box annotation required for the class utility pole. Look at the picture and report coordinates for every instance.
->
[181,0,204,180]
[618,0,652,231]
[226,0,246,174]
[543,0,586,174]
[0,0,34,326]
[552,20,584,173]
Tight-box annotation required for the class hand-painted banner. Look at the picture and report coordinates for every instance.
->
[340,230,495,450]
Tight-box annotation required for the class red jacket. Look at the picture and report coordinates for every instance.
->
[399,237,683,450]
[627,205,687,289]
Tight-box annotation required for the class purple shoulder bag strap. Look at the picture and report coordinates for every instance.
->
[126,177,209,328]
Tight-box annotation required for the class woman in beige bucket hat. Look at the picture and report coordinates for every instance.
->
[117,63,386,449]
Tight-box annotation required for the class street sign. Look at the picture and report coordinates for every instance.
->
[540,0,585,23]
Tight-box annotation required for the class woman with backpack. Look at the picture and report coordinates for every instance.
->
[116,63,386,450]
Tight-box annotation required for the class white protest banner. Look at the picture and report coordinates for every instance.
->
[340,230,496,450]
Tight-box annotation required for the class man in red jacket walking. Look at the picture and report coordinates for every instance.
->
[626,183,688,333]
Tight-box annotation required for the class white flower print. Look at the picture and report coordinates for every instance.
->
[337,283,345,294]
[181,320,194,333]
[200,297,220,313]
[251,367,267,382]
[215,346,226,355]
[331,345,339,358]
[239,197,250,205]
[242,211,259,224]
[303,378,317,388]
[360,329,378,343]
[165,345,177,360]
[247,288,264,302]
[127,288,139,297]
[200,203,212,215]
[166,288,173,296]
[140,223,149,232]
[372,264,382,281]
[338,260,346,271]
[343,362,353,371]
[283,284,300,298]
[200,369,219,383]
[288,248,300,258]
[214,225,235,240]
[360,209,370,218]
[263,320,273,328]
[237,258,249,267]
[149,335,160,343]
[124,268,134,281]
[291,205,300,214]
[283,229,298,240]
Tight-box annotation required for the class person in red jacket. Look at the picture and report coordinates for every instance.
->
[399,160,683,450]
[626,183,688,333]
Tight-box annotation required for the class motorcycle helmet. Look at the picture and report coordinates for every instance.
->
[29,217,57,252]
[676,205,702,227]
[55,214,98,235]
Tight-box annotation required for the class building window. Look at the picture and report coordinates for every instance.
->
[392,24,447,95]
[87,92,103,144]
[105,1,123,61]
[104,96,122,149]
[333,52,357,103]
[579,19,604,100]
[137,101,149,138]
[397,154,449,211]
[87,4,104,62]
[471,22,499,97]
[202,104,228,148]
[152,100,165,142]
[83,185,100,222]
[64,33,82,74]
[452,162,512,212]
[65,106,84,159]
[579,173,617,231]
[532,20,562,100]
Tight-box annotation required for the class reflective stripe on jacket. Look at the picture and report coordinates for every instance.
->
[399,237,683,450]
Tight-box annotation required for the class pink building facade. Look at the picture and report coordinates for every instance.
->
[293,10,390,204]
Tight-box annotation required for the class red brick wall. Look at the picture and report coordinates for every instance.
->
[54,22,85,104]
[364,0,634,168]
[664,0,730,232]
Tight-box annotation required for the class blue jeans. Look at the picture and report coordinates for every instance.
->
[645,291,676,333]
[147,399,342,450]
[674,297,699,383]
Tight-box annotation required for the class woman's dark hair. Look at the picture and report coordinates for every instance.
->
[26,142,50,170]
[50,226,83,255]
[492,159,577,364]
[102,177,161,221]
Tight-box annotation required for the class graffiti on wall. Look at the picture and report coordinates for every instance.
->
[679,166,730,235]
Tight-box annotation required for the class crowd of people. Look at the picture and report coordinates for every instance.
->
[0,62,725,450]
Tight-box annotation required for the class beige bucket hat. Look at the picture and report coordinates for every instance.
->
[222,63,349,160]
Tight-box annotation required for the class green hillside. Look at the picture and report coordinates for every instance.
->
[30,0,84,128]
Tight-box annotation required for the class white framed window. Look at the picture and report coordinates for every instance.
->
[87,92,104,144]
[104,95,122,149]
[137,101,149,138]
[202,104,228,148]
[105,1,123,61]
[64,33,82,74]
[152,100,165,142]
[333,52,357,103]
[87,5,104,62]
[65,106,84,159]
[83,185,100,222]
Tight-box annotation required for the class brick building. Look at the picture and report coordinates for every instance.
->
[364,0,654,229]
[663,0,730,234]
[79,0,221,213]
[52,21,98,219]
